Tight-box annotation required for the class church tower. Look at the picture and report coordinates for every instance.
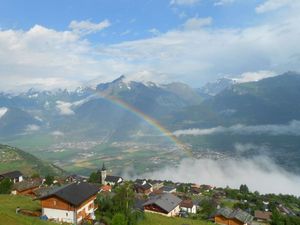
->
[99,163,107,185]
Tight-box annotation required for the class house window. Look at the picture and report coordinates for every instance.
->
[66,213,68,217]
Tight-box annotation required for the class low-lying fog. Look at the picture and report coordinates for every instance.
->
[128,155,300,196]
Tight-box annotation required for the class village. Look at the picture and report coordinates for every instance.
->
[0,164,299,225]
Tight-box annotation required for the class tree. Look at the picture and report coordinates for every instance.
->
[199,198,217,219]
[88,172,99,183]
[45,175,54,186]
[239,184,249,194]
[112,182,135,217]
[112,213,127,225]
[0,178,13,194]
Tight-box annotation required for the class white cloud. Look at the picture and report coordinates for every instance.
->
[0,6,300,91]
[233,70,276,83]
[183,17,213,30]
[170,0,200,6]
[0,107,8,119]
[174,120,300,136]
[51,130,64,136]
[25,124,40,132]
[137,156,300,195]
[214,0,235,6]
[56,101,75,115]
[256,0,295,13]
[148,28,160,36]
[69,19,111,35]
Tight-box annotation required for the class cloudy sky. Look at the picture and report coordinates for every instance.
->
[0,0,299,90]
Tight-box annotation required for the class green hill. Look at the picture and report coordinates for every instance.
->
[0,195,56,225]
[0,144,64,176]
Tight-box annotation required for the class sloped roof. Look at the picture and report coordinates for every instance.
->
[143,193,182,213]
[254,210,272,221]
[215,208,254,224]
[0,171,23,179]
[13,180,41,192]
[180,199,194,208]
[105,175,122,183]
[160,186,176,192]
[39,182,99,207]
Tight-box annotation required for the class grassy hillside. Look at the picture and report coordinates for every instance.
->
[0,195,55,225]
[139,213,213,225]
[0,144,64,176]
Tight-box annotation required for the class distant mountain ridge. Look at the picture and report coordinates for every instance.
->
[0,72,300,139]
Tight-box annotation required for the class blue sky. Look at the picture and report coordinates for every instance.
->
[0,0,299,90]
[0,0,263,43]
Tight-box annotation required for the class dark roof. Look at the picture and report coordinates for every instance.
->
[13,180,41,192]
[33,186,61,198]
[39,182,99,207]
[134,198,147,211]
[143,193,182,213]
[105,175,122,183]
[215,208,253,224]
[135,181,152,191]
[135,179,147,185]
[0,171,23,179]
[160,186,176,192]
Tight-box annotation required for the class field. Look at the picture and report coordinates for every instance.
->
[0,195,55,225]
[139,213,213,225]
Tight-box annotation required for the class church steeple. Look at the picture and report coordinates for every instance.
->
[99,162,107,185]
[102,163,106,171]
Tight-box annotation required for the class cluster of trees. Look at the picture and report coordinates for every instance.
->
[0,178,13,194]
[96,182,144,225]
[271,210,300,225]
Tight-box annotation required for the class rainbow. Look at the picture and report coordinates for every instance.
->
[95,93,193,157]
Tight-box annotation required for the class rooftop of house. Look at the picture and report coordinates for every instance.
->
[143,193,182,213]
[160,186,176,192]
[135,180,152,190]
[180,199,195,209]
[105,175,123,183]
[33,185,61,198]
[39,182,99,207]
[100,185,112,192]
[254,210,272,221]
[0,170,23,179]
[13,180,41,192]
[215,208,254,224]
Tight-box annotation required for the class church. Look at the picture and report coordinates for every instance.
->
[97,163,123,186]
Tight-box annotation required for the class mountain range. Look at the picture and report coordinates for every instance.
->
[1,71,300,173]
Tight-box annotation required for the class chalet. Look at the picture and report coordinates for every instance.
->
[11,180,41,196]
[0,170,23,183]
[38,182,99,224]
[143,193,182,217]
[149,180,164,190]
[134,179,153,195]
[254,210,272,223]
[160,185,176,193]
[214,208,253,225]
[180,199,197,214]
